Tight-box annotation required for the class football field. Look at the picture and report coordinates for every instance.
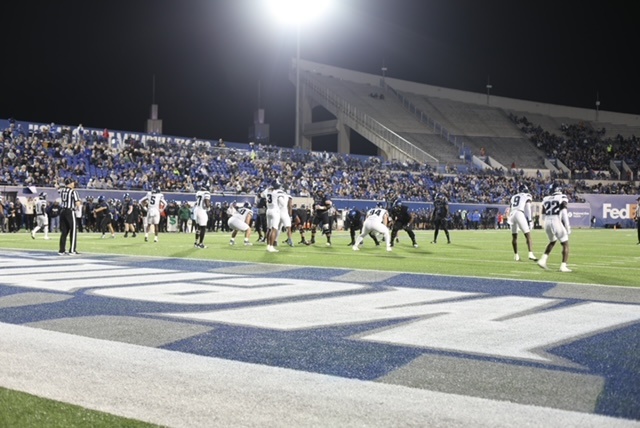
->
[0,228,639,427]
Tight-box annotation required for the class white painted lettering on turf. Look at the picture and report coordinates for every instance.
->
[93,278,366,304]
[164,288,478,328]
[358,296,640,362]
[164,291,640,363]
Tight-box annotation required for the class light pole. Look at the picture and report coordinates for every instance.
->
[486,76,492,105]
[295,23,301,148]
[381,65,387,88]
[595,92,600,122]
[264,0,332,149]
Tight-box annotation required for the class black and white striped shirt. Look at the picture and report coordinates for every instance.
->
[58,186,79,210]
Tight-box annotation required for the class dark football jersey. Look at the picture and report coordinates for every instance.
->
[393,205,412,224]
[433,199,449,220]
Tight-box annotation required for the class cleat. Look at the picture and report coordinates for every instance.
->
[229,240,235,246]
[447,241,451,244]
[144,237,148,242]
[132,233,137,238]
[528,256,538,261]
[58,251,68,256]
[287,239,294,247]
[387,247,393,252]
[514,254,520,261]
[154,238,158,243]
[430,241,437,244]
[197,243,208,249]
[244,241,253,246]
[31,233,35,239]
[352,245,359,251]
[559,266,572,273]
[413,243,419,248]
[69,251,79,255]
[326,242,331,246]
[347,242,355,246]
[124,232,128,238]
[266,246,279,253]
[44,237,50,240]
[537,261,548,270]
[101,234,106,239]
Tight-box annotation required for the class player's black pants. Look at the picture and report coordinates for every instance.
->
[391,222,417,245]
[432,218,450,243]
[99,215,111,234]
[59,209,77,253]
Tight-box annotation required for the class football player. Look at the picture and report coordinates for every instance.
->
[353,203,392,252]
[310,187,332,246]
[31,192,50,240]
[227,201,254,246]
[507,184,537,261]
[346,206,380,247]
[390,200,418,248]
[431,193,451,244]
[140,187,166,242]
[193,187,211,248]
[538,184,571,272]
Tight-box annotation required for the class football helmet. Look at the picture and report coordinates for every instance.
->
[393,199,403,208]
[376,201,385,208]
[518,184,529,193]
[123,193,131,201]
[551,183,562,194]
[39,192,47,200]
[153,187,161,194]
[243,201,252,209]
[98,195,105,203]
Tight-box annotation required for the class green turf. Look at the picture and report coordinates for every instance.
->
[2,227,639,287]
[0,387,161,428]
[1,226,639,427]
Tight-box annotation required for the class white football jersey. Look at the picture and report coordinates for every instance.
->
[194,190,210,209]
[147,192,166,211]
[266,189,286,210]
[541,193,569,217]
[509,192,532,212]
[366,207,388,224]
[231,206,252,223]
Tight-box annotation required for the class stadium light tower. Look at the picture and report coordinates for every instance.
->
[265,0,332,149]
[486,75,493,105]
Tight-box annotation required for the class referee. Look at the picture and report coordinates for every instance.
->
[56,178,82,255]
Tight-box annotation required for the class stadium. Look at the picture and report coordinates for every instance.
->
[2,2,640,423]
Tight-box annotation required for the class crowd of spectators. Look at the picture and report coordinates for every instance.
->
[2,116,639,208]
[511,113,640,182]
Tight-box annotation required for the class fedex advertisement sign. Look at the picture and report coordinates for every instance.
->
[602,203,636,220]
[581,194,639,226]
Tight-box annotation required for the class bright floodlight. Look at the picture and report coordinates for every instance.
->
[266,0,332,25]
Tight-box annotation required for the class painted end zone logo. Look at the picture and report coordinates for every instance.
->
[0,253,639,420]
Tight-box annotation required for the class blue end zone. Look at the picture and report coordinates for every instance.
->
[0,251,638,420]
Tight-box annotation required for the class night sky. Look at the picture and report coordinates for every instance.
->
[2,1,636,148]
